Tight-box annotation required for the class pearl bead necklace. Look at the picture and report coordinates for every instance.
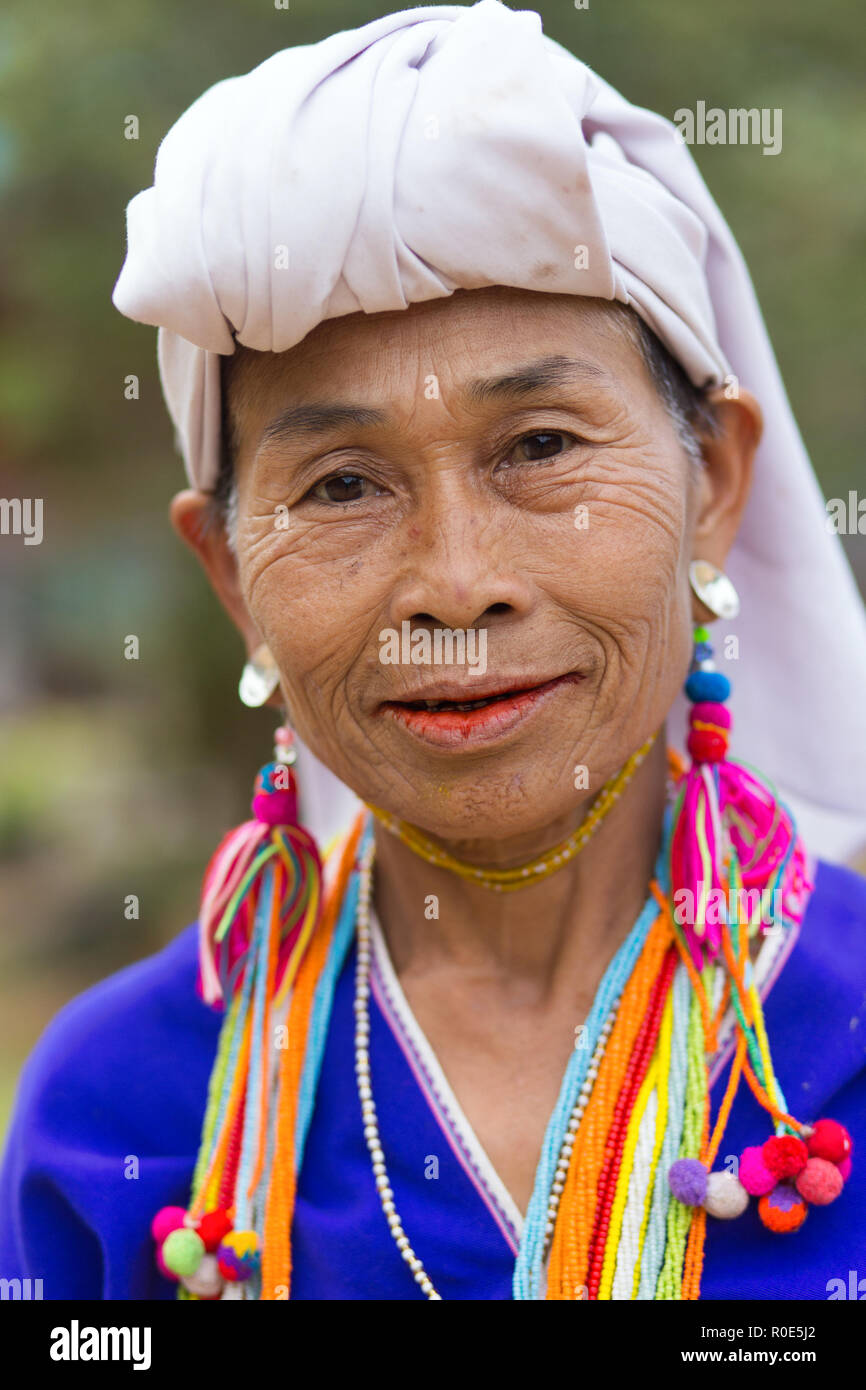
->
[541,1002,619,1260]
[354,838,442,1299]
[353,835,622,1300]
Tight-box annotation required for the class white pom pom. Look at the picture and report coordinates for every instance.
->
[181,1252,223,1298]
[704,1170,749,1219]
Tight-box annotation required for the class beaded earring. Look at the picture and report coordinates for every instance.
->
[665,618,852,1235]
[197,724,321,1006]
[151,720,325,1295]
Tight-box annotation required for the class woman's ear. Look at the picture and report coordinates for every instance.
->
[170,489,261,654]
[690,386,762,569]
[171,491,286,713]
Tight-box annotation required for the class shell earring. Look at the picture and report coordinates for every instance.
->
[239,643,280,707]
[688,560,740,620]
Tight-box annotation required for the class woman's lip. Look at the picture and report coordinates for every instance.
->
[383,674,564,705]
[380,672,582,750]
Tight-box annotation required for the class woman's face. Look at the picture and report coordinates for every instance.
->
[184,288,754,845]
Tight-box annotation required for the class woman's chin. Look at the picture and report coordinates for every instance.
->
[370,775,588,852]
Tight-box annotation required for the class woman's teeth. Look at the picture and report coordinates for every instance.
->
[412,692,513,712]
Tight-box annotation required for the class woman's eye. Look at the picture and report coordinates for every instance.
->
[507,431,575,464]
[309,472,375,503]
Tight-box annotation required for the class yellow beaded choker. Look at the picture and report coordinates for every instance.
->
[365,732,657,892]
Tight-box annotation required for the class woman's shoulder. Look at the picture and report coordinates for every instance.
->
[788,856,866,1018]
[810,855,866,908]
[0,925,221,1297]
[797,856,866,1027]
[769,856,866,1103]
[811,850,866,906]
[802,857,866,963]
[7,923,220,1148]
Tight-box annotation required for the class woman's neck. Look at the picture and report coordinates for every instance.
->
[371,732,671,1004]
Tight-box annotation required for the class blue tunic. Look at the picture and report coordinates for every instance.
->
[1,859,864,1300]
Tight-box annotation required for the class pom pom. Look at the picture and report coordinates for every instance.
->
[252,763,298,825]
[252,789,298,826]
[807,1118,852,1165]
[156,1244,179,1283]
[758,1182,808,1233]
[795,1157,844,1206]
[217,1229,261,1282]
[151,1205,188,1245]
[837,1155,853,1182]
[690,701,732,730]
[161,1227,206,1278]
[704,1170,749,1220]
[668,1158,708,1206]
[685,670,731,704]
[762,1134,808,1179]
[197,1208,233,1253]
[739,1145,777,1196]
[687,728,728,763]
[181,1253,224,1300]
[255,761,291,794]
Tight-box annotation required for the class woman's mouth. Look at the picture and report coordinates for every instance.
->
[379,672,582,749]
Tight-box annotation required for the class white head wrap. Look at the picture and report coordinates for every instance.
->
[113,0,866,860]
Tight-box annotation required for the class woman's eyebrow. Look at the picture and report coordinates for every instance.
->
[464,355,609,403]
[258,402,387,450]
[257,355,610,452]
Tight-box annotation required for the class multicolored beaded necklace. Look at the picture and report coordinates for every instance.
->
[151,627,853,1299]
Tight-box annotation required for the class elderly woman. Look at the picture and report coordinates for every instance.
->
[2,1,865,1303]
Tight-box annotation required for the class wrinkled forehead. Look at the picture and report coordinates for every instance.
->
[222,289,651,440]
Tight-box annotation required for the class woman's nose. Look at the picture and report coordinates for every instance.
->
[386,497,535,634]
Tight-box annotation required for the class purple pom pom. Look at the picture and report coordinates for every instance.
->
[765,1179,802,1213]
[669,1157,708,1206]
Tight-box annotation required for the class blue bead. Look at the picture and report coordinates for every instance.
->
[685,669,731,703]
[693,641,713,661]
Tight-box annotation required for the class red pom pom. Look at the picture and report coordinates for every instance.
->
[687,728,728,763]
[837,1155,853,1182]
[197,1208,233,1253]
[762,1135,808,1179]
[795,1157,844,1206]
[807,1119,852,1165]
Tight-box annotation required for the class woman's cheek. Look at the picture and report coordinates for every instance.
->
[533,463,689,721]
[242,536,389,715]
[241,509,366,610]
[535,481,685,633]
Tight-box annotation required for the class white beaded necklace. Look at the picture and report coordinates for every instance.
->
[541,1003,619,1262]
[352,837,620,1299]
[353,839,441,1298]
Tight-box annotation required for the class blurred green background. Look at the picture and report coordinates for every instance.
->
[1,0,864,1139]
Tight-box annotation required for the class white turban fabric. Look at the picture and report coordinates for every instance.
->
[113,0,866,862]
